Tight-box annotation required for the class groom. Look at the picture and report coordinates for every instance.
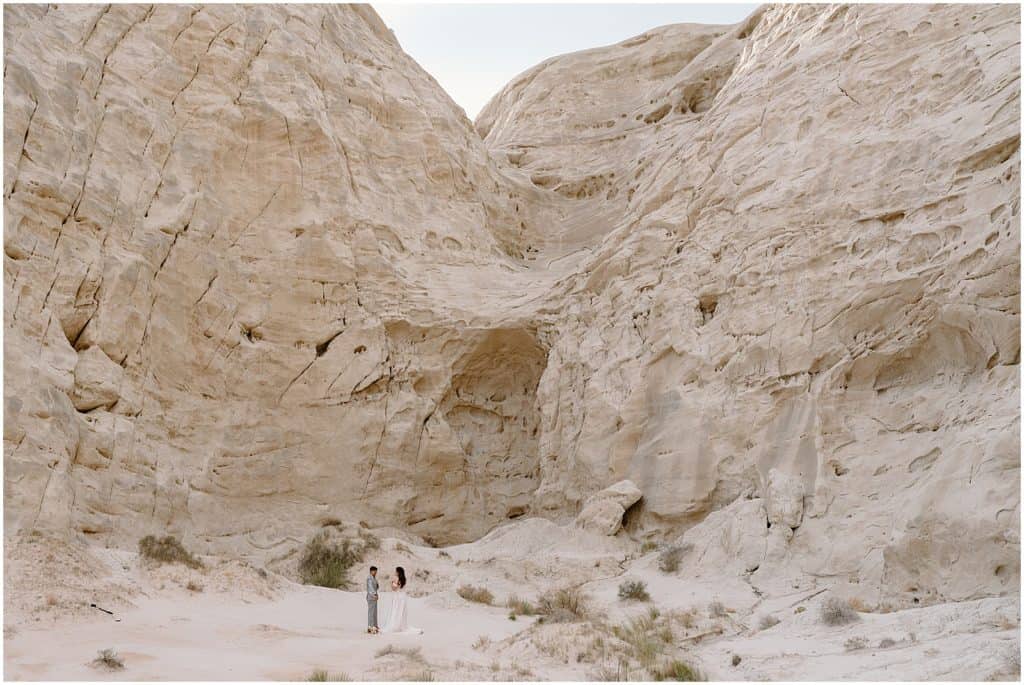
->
[366,566,379,634]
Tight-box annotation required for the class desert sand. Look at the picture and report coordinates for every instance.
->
[3,2,1020,680]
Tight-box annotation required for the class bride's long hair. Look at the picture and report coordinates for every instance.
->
[396,566,407,588]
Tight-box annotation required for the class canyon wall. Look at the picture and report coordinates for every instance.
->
[4,4,1020,607]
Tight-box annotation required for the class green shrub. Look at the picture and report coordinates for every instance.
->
[298,532,362,589]
[139,535,203,569]
[618,579,651,602]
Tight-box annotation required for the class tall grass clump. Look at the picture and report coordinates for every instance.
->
[298,531,362,589]
[820,596,860,626]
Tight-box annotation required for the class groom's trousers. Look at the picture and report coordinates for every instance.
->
[367,598,378,628]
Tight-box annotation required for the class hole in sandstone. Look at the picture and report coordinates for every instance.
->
[353,345,366,354]
[698,294,718,325]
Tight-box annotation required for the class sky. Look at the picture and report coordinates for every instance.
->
[373,4,759,120]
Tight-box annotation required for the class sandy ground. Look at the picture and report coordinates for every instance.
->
[3,525,1020,681]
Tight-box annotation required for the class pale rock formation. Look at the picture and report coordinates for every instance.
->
[764,468,803,530]
[3,2,1020,617]
[574,479,642,535]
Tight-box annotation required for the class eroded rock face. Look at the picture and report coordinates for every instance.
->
[4,4,1019,609]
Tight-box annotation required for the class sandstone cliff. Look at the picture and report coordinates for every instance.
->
[4,4,1019,610]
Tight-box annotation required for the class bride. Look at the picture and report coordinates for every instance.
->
[380,567,423,635]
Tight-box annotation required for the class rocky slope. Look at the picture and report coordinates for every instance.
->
[4,1,1020,616]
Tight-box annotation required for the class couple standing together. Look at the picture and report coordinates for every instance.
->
[366,565,423,635]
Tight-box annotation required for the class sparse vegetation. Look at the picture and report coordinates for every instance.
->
[457,584,494,605]
[298,532,362,590]
[641,541,659,554]
[820,596,860,626]
[652,659,704,681]
[394,542,410,553]
[91,648,124,671]
[731,654,741,667]
[618,579,650,602]
[613,608,674,668]
[472,635,491,651]
[658,544,685,573]
[758,614,779,631]
[376,645,423,660]
[186,580,204,593]
[506,594,538,616]
[438,550,451,559]
[844,636,868,651]
[592,660,630,681]
[139,535,203,569]
[307,669,350,681]
[878,637,896,649]
[537,587,590,622]
[708,600,727,618]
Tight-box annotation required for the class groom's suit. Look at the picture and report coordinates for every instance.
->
[366,574,379,629]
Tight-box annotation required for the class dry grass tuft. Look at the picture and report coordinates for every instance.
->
[472,635,491,651]
[139,535,203,569]
[307,669,350,681]
[375,644,423,660]
[707,600,728,618]
[298,532,363,590]
[618,579,651,602]
[820,596,860,626]
[844,636,868,651]
[506,594,538,616]
[537,587,589,622]
[91,648,124,671]
[641,541,659,554]
[185,580,204,593]
[658,545,685,573]
[457,584,494,605]
[653,659,704,681]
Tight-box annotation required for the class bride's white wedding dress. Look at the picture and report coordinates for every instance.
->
[380,587,423,635]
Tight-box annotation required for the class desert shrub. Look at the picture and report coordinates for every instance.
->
[758,614,779,631]
[319,517,343,528]
[731,654,741,667]
[298,532,362,590]
[139,535,202,569]
[844,636,868,651]
[438,550,451,559]
[708,600,727,618]
[457,584,494,605]
[658,545,684,573]
[820,596,860,626]
[618,579,651,602]
[376,645,422,660]
[506,595,537,616]
[394,542,410,553]
[641,541,659,554]
[614,609,673,667]
[185,580,203,593]
[537,587,589,622]
[307,669,349,681]
[652,659,704,681]
[878,637,896,649]
[92,648,124,671]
